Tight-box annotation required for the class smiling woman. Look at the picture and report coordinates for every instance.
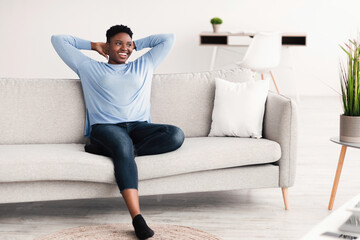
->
[108,25,135,64]
[90,25,136,64]
[51,25,182,240]
[107,32,135,64]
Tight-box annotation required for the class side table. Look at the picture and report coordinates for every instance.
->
[328,137,360,210]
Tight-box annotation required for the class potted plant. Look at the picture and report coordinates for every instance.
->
[210,17,223,33]
[339,36,360,142]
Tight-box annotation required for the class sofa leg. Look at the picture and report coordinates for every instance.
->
[281,188,289,210]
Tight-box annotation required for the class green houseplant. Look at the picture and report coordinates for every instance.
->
[339,36,360,142]
[210,17,223,33]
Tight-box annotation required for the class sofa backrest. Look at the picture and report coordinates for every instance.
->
[151,68,254,137]
[0,68,253,144]
[0,78,87,144]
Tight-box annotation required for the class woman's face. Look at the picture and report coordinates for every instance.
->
[107,32,134,64]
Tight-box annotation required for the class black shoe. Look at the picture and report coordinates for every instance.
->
[132,214,154,239]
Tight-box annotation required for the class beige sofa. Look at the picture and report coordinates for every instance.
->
[0,68,297,209]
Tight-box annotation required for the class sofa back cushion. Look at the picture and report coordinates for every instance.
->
[0,68,253,144]
[0,78,87,144]
[151,68,254,137]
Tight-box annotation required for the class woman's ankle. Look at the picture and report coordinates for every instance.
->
[131,212,141,220]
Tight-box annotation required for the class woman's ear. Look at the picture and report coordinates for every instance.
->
[133,41,136,50]
[105,42,110,54]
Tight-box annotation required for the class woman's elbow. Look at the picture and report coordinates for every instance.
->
[51,35,58,44]
[51,35,64,46]
[168,33,175,42]
[166,33,175,46]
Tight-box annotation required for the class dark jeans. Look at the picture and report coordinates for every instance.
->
[87,121,185,192]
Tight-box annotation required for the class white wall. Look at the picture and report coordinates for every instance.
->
[0,0,359,96]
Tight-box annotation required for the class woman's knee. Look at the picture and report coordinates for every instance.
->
[168,125,185,149]
[90,134,134,159]
[112,141,134,159]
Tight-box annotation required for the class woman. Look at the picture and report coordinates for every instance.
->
[51,25,185,239]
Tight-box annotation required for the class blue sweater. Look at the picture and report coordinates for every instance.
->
[51,34,175,137]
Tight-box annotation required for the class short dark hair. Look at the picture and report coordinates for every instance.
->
[106,25,133,43]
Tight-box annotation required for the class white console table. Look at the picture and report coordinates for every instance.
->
[199,31,307,71]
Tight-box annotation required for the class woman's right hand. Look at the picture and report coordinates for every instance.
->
[91,42,108,60]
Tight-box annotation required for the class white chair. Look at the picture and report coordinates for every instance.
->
[237,32,281,94]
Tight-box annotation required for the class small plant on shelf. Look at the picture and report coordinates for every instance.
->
[210,17,223,33]
[210,17,223,25]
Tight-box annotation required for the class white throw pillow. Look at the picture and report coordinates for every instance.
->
[208,77,269,138]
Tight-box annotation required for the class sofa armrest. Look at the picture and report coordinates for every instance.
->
[263,91,298,188]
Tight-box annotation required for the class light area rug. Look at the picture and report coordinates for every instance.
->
[34,223,221,240]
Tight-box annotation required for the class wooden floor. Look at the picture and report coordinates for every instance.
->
[1,96,360,240]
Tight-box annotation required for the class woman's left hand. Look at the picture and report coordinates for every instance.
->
[91,42,108,59]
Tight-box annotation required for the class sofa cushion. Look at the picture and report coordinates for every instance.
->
[0,78,87,145]
[209,78,269,138]
[0,137,280,184]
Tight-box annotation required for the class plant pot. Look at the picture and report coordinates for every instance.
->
[212,24,221,33]
[340,114,360,142]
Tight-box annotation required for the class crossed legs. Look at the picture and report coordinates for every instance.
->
[88,121,185,219]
